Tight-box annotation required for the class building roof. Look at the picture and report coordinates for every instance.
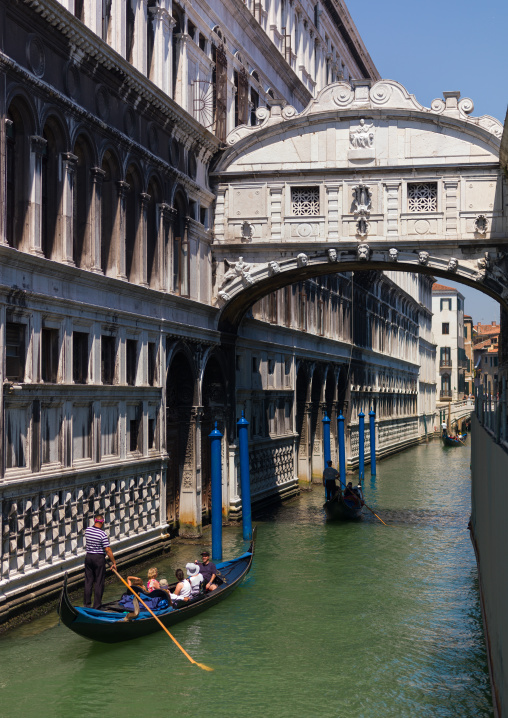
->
[475,321,499,335]
[432,283,458,292]
[474,339,499,351]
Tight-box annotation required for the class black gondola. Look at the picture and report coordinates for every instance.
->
[58,529,256,643]
[324,486,364,521]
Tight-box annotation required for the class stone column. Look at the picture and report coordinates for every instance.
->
[149,7,174,96]
[139,192,150,287]
[385,181,401,238]
[131,0,148,76]
[115,180,129,280]
[178,406,203,537]
[326,183,341,241]
[444,179,459,235]
[110,0,127,57]
[61,152,77,266]
[158,203,173,292]
[0,119,12,247]
[90,167,106,274]
[268,184,284,240]
[181,217,190,297]
[29,135,47,257]
[174,33,189,110]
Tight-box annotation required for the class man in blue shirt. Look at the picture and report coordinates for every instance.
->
[83,514,117,609]
[323,461,339,501]
[197,551,218,591]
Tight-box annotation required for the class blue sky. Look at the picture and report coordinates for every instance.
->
[346,0,507,324]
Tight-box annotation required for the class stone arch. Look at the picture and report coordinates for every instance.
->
[72,133,94,269]
[5,95,35,251]
[201,352,228,522]
[166,349,198,532]
[100,147,121,276]
[41,114,67,261]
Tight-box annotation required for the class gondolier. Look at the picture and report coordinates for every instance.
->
[323,461,339,501]
[84,514,116,609]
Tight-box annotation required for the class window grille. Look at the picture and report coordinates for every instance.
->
[292,187,320,216]
[408,183,437,212]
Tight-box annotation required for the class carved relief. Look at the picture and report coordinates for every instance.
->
[353,184,372,215]
[447,258,458,272]
[241,221,254,241]
[356,217,369,238]
[219,256,253,290]
[297,253,308,268]
[327,248,338,262]
[475,215,489,235]
[388,248,398,262]
[349,119,374,149]
[418,251,430,266]
[268,261,280,276]
[357,244,370,261]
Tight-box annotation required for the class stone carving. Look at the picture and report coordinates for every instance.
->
[448,258,458,272]
[357,244,370,261]
[297,253,308,268]
[327,248,338,262]
[388,248,398,262]
[477,252,491,270]
[418,251,430,265]
[241,221,254,241]
[219,256,253,290]
[475,215,489,235]
[475,269,486,283]
[353,184,372,215]
[218,291,231,302]
[356,217,369,237]
[268,260,280,276]
[350,119,374,149]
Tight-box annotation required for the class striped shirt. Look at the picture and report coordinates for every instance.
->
[85,526,110,555]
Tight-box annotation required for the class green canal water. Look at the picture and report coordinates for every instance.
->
[0,440,492,717]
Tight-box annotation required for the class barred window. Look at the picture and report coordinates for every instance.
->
[292,187,320,216]
[408,183,437,212]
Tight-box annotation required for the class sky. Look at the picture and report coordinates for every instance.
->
[346,0,507,324]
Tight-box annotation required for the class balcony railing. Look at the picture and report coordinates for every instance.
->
[440,360,452,368]
[440,390,452,400]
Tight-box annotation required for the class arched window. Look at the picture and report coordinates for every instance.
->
[100,150,119,275]
[125,165,141,283]
[73,135,93,269]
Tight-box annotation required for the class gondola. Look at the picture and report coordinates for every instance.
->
[324,486,364,521]
[58,528,256,643]
[441,429,467,447]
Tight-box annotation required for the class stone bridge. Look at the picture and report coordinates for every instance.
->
[210,79,507,332]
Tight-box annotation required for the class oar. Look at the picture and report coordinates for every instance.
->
[112,568,213,672]
[363,502,389,526]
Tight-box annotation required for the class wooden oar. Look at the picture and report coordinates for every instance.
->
[112,568,213,672]
[363,502,389,526]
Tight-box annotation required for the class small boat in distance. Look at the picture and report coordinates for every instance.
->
[442,429,467,447]
[324,484,364,521]
[58,529,256,644]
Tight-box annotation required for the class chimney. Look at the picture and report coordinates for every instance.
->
[493,320,496,326]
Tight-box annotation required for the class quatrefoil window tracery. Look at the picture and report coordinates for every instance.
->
[408,183,438,212]
[291,187,320,216]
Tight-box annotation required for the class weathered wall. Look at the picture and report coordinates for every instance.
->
[470,414,508,717]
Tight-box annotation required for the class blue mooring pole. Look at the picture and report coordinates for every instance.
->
[209,422,223,562]
[237,411,253,541]
[358,410,365,482]
[369,407,377,477]
[337,412,346,488]
[322,412,331,466]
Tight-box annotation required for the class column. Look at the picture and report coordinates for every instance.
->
[269,184,284,240]
[90,167,106,273]
[61,152,77,266]
[158,203,171,292]
[115,180,129,280]
[326,183,341,241]
[181,217,190,297]
[385,181,401,238]
[444,179,459,235]
[149,7,174,96]
[110,0,127,57]
[179,407,203,537]
[29,135,47,257]
[139,192,150,287]
[0,119,12,247]
[131,0,148,75]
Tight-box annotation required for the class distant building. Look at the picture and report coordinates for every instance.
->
[473,321,500,395]
[432,283,466,401]
[464,315,474,396]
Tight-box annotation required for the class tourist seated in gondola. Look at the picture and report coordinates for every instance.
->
[196,550,219,592]
[170,568,190,603]
[146,567,160,592]
[344,481,354,498]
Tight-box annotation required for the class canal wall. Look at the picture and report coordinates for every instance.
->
[470,413,508,718]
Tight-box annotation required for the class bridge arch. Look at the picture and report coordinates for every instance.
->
[210,79,507,334]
